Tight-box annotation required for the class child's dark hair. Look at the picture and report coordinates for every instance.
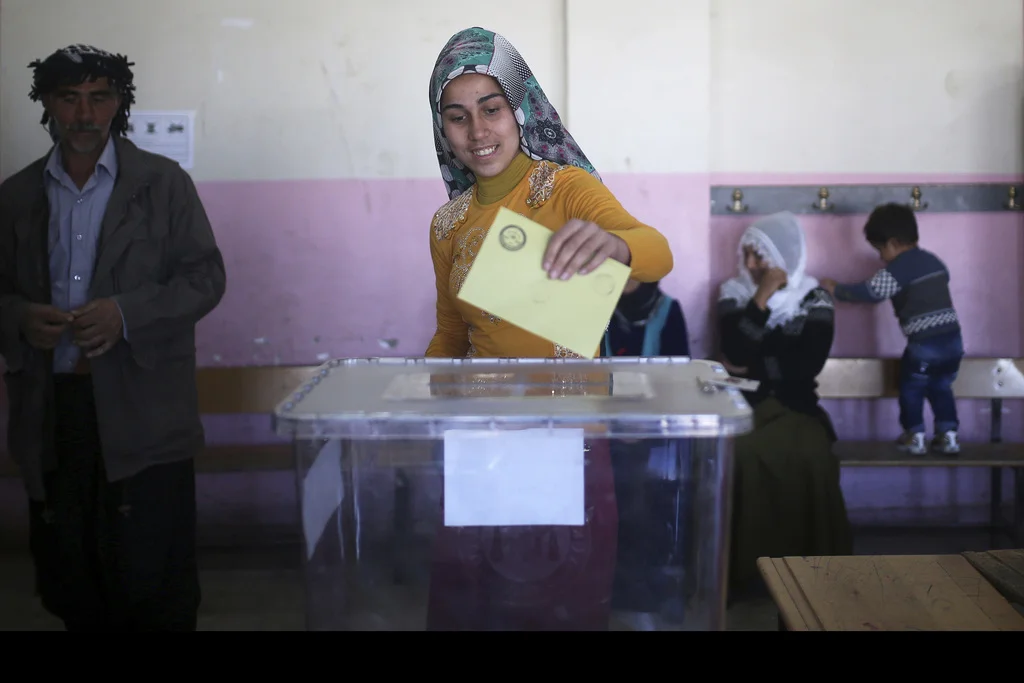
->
[863,202,919,247]
[28,44,136,137]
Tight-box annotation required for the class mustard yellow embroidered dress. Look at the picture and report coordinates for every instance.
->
[422,27,674,631]
[426,153,673,359]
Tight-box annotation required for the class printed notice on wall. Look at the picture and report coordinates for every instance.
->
[125,110,195,169]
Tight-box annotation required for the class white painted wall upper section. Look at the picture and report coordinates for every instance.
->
[565,0,710,175]
[710,0,1024,175]
[0,0,565,182]
[1,0,1021,180]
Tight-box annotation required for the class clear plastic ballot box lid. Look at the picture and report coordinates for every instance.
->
[272,356,753,439]
[272,357,753,631]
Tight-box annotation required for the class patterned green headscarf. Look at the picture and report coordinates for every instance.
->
[430,27,600,200]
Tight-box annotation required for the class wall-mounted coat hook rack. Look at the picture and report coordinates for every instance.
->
[1006,187,1022,211]
[726,189,748,213]
[710,182,1023,216]
[908,186,928,211]
[813,187,833,212]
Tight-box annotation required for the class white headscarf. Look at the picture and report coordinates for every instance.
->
[719,211,819,330]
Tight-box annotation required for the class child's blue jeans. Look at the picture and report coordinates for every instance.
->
[898,331,964,434]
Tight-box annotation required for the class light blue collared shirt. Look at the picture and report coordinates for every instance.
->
[44,136,118,373]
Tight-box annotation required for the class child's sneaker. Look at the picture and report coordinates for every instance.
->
[930,431,960,455]
[895,431,927,455]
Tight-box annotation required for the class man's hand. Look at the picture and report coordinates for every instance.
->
[19,304,74,350]
[543,219,631,280]
[71,299,123,358]
[819,278,837,296]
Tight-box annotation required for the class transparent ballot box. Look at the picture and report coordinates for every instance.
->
[272,357,752,631]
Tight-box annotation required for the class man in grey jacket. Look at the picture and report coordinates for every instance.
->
[0,44,226,631]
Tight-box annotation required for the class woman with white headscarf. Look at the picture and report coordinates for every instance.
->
[717,211,852,600]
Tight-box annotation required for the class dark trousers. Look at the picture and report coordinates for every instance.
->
[27,375,201,632]
[898,332,964,434]
[608,440,689,621]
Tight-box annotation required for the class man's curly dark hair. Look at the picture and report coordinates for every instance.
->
[28,44,136,136]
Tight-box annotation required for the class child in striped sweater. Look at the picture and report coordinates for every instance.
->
[822,203,963,456]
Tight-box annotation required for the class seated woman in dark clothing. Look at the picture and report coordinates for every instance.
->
[717,211,853,599]
[603,280,692,629]
[603,279,690,358]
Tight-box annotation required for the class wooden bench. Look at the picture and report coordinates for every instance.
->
[817,358,1024,545]
[0,359,1021,545]
[962,548,1024,610]
[757,553,1024,631]
[0,364,319,477]
[191,365,317,471]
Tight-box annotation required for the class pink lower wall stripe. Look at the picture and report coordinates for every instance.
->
[193,172,1022,360]
[1,172,1020,539]
[2,171,1021,443]
[187,172,1024,448]
[190,174,712,364]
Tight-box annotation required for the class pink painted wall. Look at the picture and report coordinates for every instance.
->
[175,170,1024,457]
[192,171,1020,531]
[3,171,1020,447]
[190,173,711,364]
[1,171,1021,544]
[193,172,1023,364]
[190,172,711,445]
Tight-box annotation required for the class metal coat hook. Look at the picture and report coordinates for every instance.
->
[1006,187,1022,210]
[812,187,834,211]
[909,186,928,211]
[727,189,748,213]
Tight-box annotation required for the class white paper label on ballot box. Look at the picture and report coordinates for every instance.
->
[443,428,585,527]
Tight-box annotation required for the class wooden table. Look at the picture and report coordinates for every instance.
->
[757,554,1024,631]
[962,549,1024,609]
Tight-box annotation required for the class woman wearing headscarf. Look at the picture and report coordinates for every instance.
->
[717,211,853,599]
[424,27,674,630]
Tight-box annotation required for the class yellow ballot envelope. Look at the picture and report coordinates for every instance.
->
[456,207,631,358]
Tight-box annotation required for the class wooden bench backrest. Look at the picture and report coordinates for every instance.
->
[948,358,1024,399]
[197,365,318,414]
[75,357,1024,417]
[816,358,1024,400]
[815,359,900,398]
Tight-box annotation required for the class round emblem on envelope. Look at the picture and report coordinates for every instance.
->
[498,224,526,251]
